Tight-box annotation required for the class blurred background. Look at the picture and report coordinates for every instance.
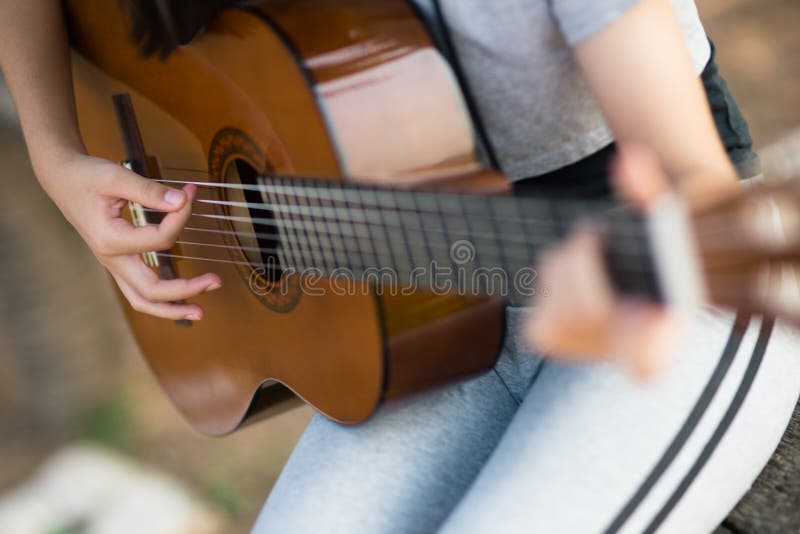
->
[0,1,798,532]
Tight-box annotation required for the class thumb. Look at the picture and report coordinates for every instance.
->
[611,144,672,212]
[106,166,187,211]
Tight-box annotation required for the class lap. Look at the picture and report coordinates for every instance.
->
[252,354,530,533]
[442,311,800,533]
[254,310,800,534]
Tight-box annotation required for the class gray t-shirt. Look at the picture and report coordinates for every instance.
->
[412,0,711,180]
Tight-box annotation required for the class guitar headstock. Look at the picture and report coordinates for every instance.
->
[692,178,800,322]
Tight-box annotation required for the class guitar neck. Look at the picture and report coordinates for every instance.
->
[256,177,661,304]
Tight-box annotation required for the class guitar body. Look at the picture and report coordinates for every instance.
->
[66,0,507,434]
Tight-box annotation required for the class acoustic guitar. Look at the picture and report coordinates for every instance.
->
[65,0,799,435]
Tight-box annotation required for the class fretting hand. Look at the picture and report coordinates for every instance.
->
[525,146,696,378]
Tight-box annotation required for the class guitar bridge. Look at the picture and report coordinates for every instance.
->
[115,96,190,328]
[122,160,160,268]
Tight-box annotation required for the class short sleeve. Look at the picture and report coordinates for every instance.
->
[548,0,642,45]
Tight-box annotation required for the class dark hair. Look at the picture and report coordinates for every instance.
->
[119,0,229,58]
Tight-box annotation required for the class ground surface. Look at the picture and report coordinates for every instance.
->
[0,1,798,532]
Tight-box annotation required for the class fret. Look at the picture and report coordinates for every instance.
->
[301,188,338,273]
[395,191,432,273]
[432,193,468,292]
[503,197,535,269]
[273,182,310,271]
[530,199,557,247]
[315,185,351,270]
[628,209,656,292]
[304,188,364,274]
[358,188,395,270]
[284,182,319,271]
[555,200,581,235]
[417,193,452,269]
[459,195,487,274]
[259,182,293,272]
[602,207,657,298]
[377,190,413,282]
[341,188,380,271]
[282,182,320,272]
[515,197,542,252]
[301,184,337,275]
[442,195,472,246]
[324,186,364,272]
[486,198,510,273]
[460,195,502,272]
[631,217,652,295]
[253,178,659,302]
[315,186,350,273]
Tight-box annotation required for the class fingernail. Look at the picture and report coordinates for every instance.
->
[206,281,222,292]
[187,312,202,321]
[164,189,185,206]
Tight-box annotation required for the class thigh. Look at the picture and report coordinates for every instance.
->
[441,310,800,533]
[253,335,540,534]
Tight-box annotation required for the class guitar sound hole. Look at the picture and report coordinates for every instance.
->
[224,159,284,282]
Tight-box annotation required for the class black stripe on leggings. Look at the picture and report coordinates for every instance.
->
[603,312,751,534]
[642,316,775,533]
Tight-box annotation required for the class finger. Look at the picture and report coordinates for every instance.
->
[560,229,615,319]
[110,254,221,303]
[611,143,671,212]
[99,165,187,211]
[112,273,204,321]
[526,230,616,356]
[101,184,196,255]
[613,303,684,380]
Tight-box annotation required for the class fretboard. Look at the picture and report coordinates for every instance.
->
[255,177,661,304]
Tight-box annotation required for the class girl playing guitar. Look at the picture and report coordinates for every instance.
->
[1,0,798,531]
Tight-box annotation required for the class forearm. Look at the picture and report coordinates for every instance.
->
[574,0,738,202]
[0,0,85,182]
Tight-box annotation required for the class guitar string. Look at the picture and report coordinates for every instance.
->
[141,176,655,266]
[166,205,756,265]
[146,206,645,260]
[142,180,651,251]
[144,210,652,269]
[164,234,765,276]
[152,174,747,243]
[137,193,765,274]
[154,203,655,273]
[142,192,758,272]
[125,174,767,275]
[148,193,755,304]
[154,174,636,228]
[166,239,654,277]
[174,202,758,270]
[160,201,745,256]
[163,215,772,280]
[193,196,646,238]
[150,204,576,249]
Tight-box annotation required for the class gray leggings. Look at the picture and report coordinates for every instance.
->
[254,307,800,533]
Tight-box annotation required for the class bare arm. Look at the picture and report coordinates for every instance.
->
[528,0,739,375]
[574,0,737,202]
[0,0,84,173]
[0,0,221,321]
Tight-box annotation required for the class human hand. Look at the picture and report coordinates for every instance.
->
[524,145,694,378]
[37,151,221,321]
